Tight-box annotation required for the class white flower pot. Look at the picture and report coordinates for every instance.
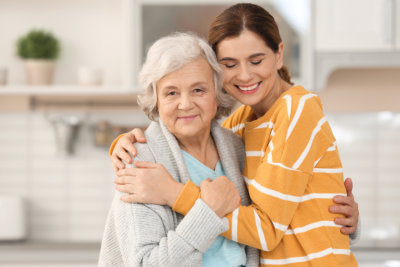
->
[77,67,103,86]
[24,59,55,85]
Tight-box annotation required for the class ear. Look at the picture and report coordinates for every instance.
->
[276,42,284,69]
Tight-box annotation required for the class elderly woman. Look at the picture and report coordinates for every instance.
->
[98,32,259,266]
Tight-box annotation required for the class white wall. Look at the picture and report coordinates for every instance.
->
[0,0,123,85]
[0,111,149,242]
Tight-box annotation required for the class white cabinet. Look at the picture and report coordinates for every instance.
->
[315,0,394,51]
[313,0,400,90]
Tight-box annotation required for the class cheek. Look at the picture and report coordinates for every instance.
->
[157,100,173,120]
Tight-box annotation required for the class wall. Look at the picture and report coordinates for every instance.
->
[0,0,123,85]
[319,67,400,247]
[319,68,400,112]
[0,110,149,242]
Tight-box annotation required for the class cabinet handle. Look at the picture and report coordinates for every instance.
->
[384,0,394,44]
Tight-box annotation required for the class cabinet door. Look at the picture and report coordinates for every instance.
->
[315,0,393,51]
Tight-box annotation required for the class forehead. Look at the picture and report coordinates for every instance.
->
[157,57,214,88]
[217,30,272,58]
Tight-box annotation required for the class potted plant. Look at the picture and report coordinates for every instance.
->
[16,29,60,85]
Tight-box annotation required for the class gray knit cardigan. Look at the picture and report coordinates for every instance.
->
[98,120,260,267]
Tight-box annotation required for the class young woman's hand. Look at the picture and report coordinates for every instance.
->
[200,176,241,218]
[111,128,146,173]
[330,177,359,235]
[114,161,184,206]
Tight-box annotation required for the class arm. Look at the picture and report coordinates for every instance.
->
[115,155,360,240]
[175,97,345,251]
[115,161,241,218]
[100,191,228,267]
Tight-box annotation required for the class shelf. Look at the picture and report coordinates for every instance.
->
[0,85,139,96]
[314,51,400,90]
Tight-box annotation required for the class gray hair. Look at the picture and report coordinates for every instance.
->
[137,32,235,121]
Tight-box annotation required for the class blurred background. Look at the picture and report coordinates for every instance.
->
[0,0,399,266]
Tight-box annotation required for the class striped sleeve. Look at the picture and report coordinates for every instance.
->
[221,95,334,251]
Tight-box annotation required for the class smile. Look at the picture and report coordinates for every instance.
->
[235,82,261,94]
[178,115,198,121]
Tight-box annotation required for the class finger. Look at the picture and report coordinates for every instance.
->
[116,149,132,164]
[132,128,147,143]
[329,205,353,217]
[200,178,212,187]
[332,195,353,206]
[117,168,138,177]
[344,177,354,197]
[113,165,119,174]
[334,217,355,227]
[340,226,357,235]
[215,175,228,181]
[116,184,135,194]
[120,194,142,203]
[111,154,125,170]
[134,161,158,169]
[124,142,137,157]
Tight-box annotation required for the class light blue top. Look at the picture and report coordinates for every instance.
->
[182,150,246,267]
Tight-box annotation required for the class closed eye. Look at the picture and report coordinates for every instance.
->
[251,59,262,65]
[224,63,236,69]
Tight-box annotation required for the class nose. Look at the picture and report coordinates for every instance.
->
[237,64,252,82]
[178,93,194,110]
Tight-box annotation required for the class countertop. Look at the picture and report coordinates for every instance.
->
[1,241,400,266]
[0,241,100,264]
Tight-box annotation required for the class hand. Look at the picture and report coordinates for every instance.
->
[200,176,241,218]
[115,161,183,206]
[110,128,146,173]
[329,177,359,235]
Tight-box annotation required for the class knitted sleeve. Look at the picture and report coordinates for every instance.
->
[99,144,228,266]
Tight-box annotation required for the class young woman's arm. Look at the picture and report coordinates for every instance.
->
[110,128,360,237]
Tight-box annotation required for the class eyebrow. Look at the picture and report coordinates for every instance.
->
[219,53,266,62]
[160,81,208,91]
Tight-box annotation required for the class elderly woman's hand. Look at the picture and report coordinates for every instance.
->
[111,128,146,173]
[330,178,359,235]
[200,176,241,218]
[115,161,184,206]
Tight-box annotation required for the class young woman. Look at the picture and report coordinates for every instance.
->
[111,3,359,266]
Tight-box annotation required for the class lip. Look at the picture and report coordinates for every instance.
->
[178,115,198,121]
[235,82,261,95]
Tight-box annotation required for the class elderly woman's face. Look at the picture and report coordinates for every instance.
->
[156,57,218,140]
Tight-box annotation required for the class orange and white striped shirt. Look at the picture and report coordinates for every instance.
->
[173,86,357,266]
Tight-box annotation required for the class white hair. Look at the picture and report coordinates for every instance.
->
[137,32,235,121]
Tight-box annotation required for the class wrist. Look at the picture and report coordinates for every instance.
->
[166,181,184,207]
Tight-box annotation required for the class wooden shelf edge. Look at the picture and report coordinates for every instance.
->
[0,85,140,96]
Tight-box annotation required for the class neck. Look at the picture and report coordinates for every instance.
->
[177,129,218,169]
[252,78,291,118]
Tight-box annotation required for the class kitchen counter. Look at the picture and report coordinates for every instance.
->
[352,248,400,267]
[0,241,100,264]
[1,242,400,266]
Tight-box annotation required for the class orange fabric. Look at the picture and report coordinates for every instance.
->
[172,180,200,216]
[174,86,357,266]
[108,133,126,156]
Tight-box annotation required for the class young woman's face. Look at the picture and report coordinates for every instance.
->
[217,30,283,114]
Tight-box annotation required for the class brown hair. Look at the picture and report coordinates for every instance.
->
[208,3,293,85]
